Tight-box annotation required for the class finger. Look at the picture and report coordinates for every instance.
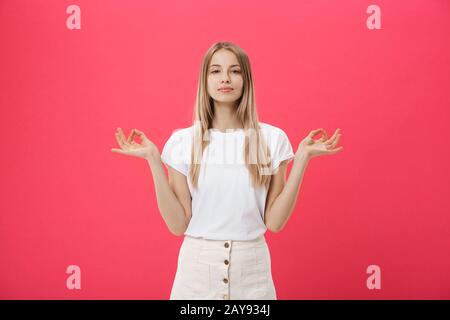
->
[127,129,136,143]
[324,130,338,145]
[320,130,328,142]
[115,132,124,148]
[328,134,341,149]
[325,128,341,146]
[133,129,147,139]
[116,128,125,146]
[116,131,127,148]
[309,128,324,138]
[111,148,128,155]
[327,146,344,154]
[117,128,132,148]
[117,128,127,143]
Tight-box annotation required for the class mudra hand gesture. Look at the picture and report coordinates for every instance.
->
[111,127,159,160]
[297,128,343,160]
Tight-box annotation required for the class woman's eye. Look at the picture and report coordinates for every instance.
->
[210,70,241,74]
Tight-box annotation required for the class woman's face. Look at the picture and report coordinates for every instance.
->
[207,49,244,104]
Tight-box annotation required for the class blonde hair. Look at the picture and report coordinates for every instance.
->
[189,41,273,189]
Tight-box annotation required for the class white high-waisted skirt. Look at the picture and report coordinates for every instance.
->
[169,234,277,300]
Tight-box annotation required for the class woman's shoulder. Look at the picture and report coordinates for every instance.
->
[162,126,195,151]
[257,122,292,151]
[258,122,286,136]
[168,125,194,138]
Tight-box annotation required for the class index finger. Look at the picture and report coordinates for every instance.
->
[127,129,136,143]
[309,128,324,137]
[133,129,146,138]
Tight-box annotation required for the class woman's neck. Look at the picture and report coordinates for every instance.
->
[211,102,243,132]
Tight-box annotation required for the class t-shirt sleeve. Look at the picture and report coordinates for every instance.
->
[271,129,296,173]
[161,130,189,176]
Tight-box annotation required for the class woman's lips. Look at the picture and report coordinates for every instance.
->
[218,88,233,93]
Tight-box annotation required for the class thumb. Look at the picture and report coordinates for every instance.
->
[111,148,128,155]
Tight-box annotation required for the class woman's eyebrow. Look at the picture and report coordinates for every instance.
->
[210,64,241,68]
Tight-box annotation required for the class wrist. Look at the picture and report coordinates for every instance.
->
[295,150,311,163]
[146,151,161,165]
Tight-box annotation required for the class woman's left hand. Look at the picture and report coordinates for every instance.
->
[296,128,343,160]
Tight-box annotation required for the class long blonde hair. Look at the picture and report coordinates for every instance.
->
[189,41,273,189]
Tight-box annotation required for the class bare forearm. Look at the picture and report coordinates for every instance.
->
[266,152,310,232]
[146,155,188,236]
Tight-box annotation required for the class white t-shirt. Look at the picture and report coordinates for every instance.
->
[160,122,295,241]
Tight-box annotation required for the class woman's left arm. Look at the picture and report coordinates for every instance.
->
[264,128,343,232]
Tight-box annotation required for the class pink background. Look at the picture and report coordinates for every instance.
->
[1,0,449,299]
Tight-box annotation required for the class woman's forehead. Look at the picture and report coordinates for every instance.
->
[210,50,239,66]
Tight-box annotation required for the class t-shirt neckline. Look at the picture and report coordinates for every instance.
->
[209,128,245,135]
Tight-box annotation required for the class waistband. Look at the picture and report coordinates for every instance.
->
[183,234,266,250]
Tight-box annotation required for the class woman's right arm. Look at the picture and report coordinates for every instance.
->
[146,154,192,236]
[112,127,191,236]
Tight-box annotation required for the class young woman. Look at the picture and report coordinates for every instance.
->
[111,41,343,300]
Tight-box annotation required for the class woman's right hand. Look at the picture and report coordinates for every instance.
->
[111,127,159,160]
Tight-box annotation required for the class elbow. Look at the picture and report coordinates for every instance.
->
[170,227,186,237]
[269,226,282,233]
[265,221,282,233]
[169,219,189,237]
[171,230,185,237]
[264,208,282,233]
[169,223,187,236]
